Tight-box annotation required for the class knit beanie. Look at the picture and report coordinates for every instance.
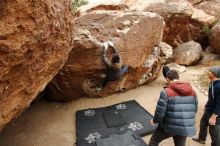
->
[209,66,220,78]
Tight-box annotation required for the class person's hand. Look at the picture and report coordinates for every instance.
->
[107,41,114,47]
[209,117,216,125]
[150,119,156,126]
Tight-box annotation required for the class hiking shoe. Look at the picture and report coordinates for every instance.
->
[192,137,205,144]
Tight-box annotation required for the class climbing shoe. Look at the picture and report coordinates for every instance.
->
[192,137,205,144]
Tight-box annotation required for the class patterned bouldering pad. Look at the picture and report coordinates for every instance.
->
[96,130,148,146]
[76,100,156,146]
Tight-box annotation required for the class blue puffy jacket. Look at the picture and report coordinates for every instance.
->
[153,81,198,136]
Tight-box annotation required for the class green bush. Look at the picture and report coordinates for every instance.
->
[72,0,88,12]
[202,25,212,34]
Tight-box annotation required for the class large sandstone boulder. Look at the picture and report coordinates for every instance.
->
[122,0,218,48]
[75,1,128,17]
[186,0,202,5]
[173,41,203,65]
[0,0,74,131]
[193,0,220,17]
[46,9,171,100]
[209,23,220,55]
[166,63,186,73]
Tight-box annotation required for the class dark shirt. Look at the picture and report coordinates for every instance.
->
[102,46,124,80]
[205,80,220,116]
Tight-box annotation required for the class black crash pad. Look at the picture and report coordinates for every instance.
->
[103,110,126,128]
[76,100,156,146]
[96,130,148,146]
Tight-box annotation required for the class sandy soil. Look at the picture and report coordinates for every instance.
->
[0,66,211,146]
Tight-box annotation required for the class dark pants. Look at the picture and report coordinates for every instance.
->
[199,111,220,146]
[198,111,210,141]
[149,126,187,146]
[210,124,220,146]
[102,66,128,87]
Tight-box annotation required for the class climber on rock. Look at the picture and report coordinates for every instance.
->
[98,41,128,90]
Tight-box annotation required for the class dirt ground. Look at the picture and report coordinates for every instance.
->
[0,66,211,146]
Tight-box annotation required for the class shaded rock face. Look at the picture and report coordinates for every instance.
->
[209,23,220,55]
[0,0,74,131]
[46,10,169,100]
[146,1,217,48]
[173,41,203,66]
[122,0,218,48]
